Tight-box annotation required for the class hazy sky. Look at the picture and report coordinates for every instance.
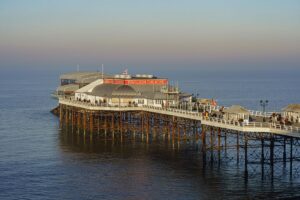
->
[1,0,300,71]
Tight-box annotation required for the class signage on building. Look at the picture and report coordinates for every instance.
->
[104,79,168,85]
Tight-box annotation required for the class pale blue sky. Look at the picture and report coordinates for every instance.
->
[0,0,300,71]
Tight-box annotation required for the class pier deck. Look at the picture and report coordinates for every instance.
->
[59,98,300,138]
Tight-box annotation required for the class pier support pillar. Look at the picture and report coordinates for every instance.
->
[290,137,293,178]
[237,132,240,164]
[77,112,81,132]
[177,121,180,141]
[89,113,93,135]
[270,135,274,179]
[283,137,287,165]
[83,112,87,135]
[201,125,206,151]
[217,128,221,162]
[201,125,206,166]
[261,138,265,165]
[261,137,265,180]
[244,133,248,178]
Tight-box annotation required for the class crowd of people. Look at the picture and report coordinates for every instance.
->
[270,113,300,126]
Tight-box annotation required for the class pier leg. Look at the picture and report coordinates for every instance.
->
[65,107,68,125]
[111,114,115,141]
[89,113,93,135]
[146,113,149,144]
[59,104,63,128]
[184,123,187,141]
[71,110,74,132]
[195,121,198,141]
[290,137,293,179]
[210,128,214,164]
[77,112,81,133]
[172,117,175,142]
[201,125,206,151]
[141,112,144,134]
[283,137,287,166]
[168,121,171,142]
[97,114,100,135]
[270,136,274,180]
[177,121,180,141]
[244,133,248,179]
[224,131,227,154]
[201,125,206,166]
[83,112,87,135]
[237,132,240,164]
[261,137,265,180]
[120,112,123,142]
[218,128,221,163]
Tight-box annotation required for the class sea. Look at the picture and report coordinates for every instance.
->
[0,68,299,200]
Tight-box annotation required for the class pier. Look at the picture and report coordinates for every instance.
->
[51,71,300,180]
[54,97,300,179]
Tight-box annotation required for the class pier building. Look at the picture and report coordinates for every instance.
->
[73,73,190,108]
[283,104,300,123]
[53,71,113,98]
[223,105,250,122]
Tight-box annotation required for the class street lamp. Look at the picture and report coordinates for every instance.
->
[260,100,269,122]
[260,100,269,113]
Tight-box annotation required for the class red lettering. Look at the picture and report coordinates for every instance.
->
[104,78,168,85]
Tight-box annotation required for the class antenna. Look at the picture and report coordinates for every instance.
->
[77,64,80,72]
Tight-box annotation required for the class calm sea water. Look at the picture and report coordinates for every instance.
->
[0,69,300,200]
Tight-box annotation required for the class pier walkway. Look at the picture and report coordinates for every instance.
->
[59,98,300,138]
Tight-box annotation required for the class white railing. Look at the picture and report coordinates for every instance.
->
[59,98,300,134]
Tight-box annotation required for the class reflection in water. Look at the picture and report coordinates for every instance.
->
[58,127,300,199]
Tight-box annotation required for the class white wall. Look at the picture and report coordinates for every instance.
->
[75,79,103,101]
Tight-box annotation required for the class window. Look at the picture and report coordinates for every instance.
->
[138,99,144,104]
[61,79,76,85]
[155,100,163,104]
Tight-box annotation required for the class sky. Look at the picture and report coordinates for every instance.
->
[0,0,300,72]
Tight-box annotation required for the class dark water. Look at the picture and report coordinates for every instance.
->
[0,69,300,200]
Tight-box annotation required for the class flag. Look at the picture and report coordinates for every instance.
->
[211,99,217,106]
[122,69,128,75]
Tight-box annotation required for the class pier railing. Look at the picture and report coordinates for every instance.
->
[142,105,300,134]
[59,98,300,135]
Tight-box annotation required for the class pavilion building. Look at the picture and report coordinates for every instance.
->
[74,73,190,108]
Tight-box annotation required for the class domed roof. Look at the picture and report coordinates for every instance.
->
[90,84,118,96]
[112,85,140,97]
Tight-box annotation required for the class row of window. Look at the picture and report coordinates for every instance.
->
[61,79,76,85]
[138,99,144,104]
[155,100,163,104]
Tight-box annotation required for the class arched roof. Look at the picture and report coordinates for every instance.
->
[88,84,140,97]
[112,85,140,97]
[90,84,118,97]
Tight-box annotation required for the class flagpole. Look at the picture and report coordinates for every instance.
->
[101,64,104,79]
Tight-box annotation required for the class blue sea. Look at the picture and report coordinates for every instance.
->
[0,68,299,200]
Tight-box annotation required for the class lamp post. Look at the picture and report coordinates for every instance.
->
[260,100,268,113]
[260,100,269,122]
